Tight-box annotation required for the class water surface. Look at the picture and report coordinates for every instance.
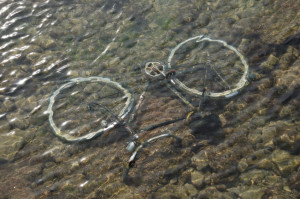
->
[0,0,299,198]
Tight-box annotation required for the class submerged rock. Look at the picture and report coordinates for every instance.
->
[239,186,264,199]
[35,35,56,49]
[191,150,210,171]
[152,184,190,198]
[191,170,205,187]
[197,186,235,199]
[237,158,248,172]
[182,183,198,196]
[270,149,300,176]
[260,54,279,72]
[239,169,270,184]
[7,115,29,130]
[0,120,11,133]
[0,132,24,162]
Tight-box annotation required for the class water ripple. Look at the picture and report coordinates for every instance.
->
[0,0,298,198]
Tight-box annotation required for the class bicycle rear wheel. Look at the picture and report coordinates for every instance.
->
[167,35,249,98]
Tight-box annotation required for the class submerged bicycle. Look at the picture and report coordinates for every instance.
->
[47,35,249,177]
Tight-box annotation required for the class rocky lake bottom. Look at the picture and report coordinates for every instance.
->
[0,0,299,198]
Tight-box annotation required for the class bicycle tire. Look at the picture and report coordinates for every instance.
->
[48,76,134,142]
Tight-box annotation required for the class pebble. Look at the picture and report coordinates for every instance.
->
[247,129,262,144]
[238,38,251,54]
[26,52,41,62]
[30,111,48,126]
[262,0,272,6]
[123,40,137,48]
[261,125,278,143]
[108,57,120,68]
[183,183,198,196]
[0,133,24,162]
[191,150,210,171]
[260,54,279,72]
[152,184,187,198]
[239,186,264,199]
[239,169,269,184]
[8,116,29,130]
[265,175,281,185]
[237,158,248,172]
[0,120,11,133]
[3,98,15,112]
[270,149,300,176]
[191,170,205,187]
[67,70,79,77]
[36,35,56,49]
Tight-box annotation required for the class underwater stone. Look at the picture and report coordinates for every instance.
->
[275,132,300,154]
[49,27,65,39]
[191,170,205,187]
[238,38,251,54]
[279,47,297,70]
[263,0,272,6]
[178,12,195,25]
[183,183,198,196]
[109,42,120,51]
[265,175,281,185]
[26,52,41,62]
[8,115,29,130]
[18,128,35,143]
[83,82,99,94]
[246,148,271,166]
[3,98,15,112]
[256,159,275,171]
[283,185,292,192]
[267,54,278,66]
[261,125,278,143]
[108,57,120,68]
[226,17,236,25]
[15,97,27,110]
[0,122,11,133]
[36,35,56,49]
[239,186,264,199]
[153,184,188,198]
[240,169,270,184]
[248,72,262,81]
[237,158,248,172]
[288,168,300,191]
[198,186,234,199]
[257,78,273,91]
[191,150,210,171]
[178,168,193,185]
[71,24,84,35]
[30,111,48,126]
[67,70,79,77]
[0,133,24,162]
[24,45,43,54]
[270,149,300,176]
[260,54,279,71]
[279,105,294,118]
[248,130,262,144]
[276,73,298,93]
[123,40,137,48]
[87,45,95,52]
[196,14,210,27]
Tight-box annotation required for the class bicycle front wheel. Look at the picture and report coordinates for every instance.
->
[48,76,134,142]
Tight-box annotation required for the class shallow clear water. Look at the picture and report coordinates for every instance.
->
[0,0,299,198]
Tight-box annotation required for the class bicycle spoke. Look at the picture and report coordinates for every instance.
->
[210,64,231,89]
